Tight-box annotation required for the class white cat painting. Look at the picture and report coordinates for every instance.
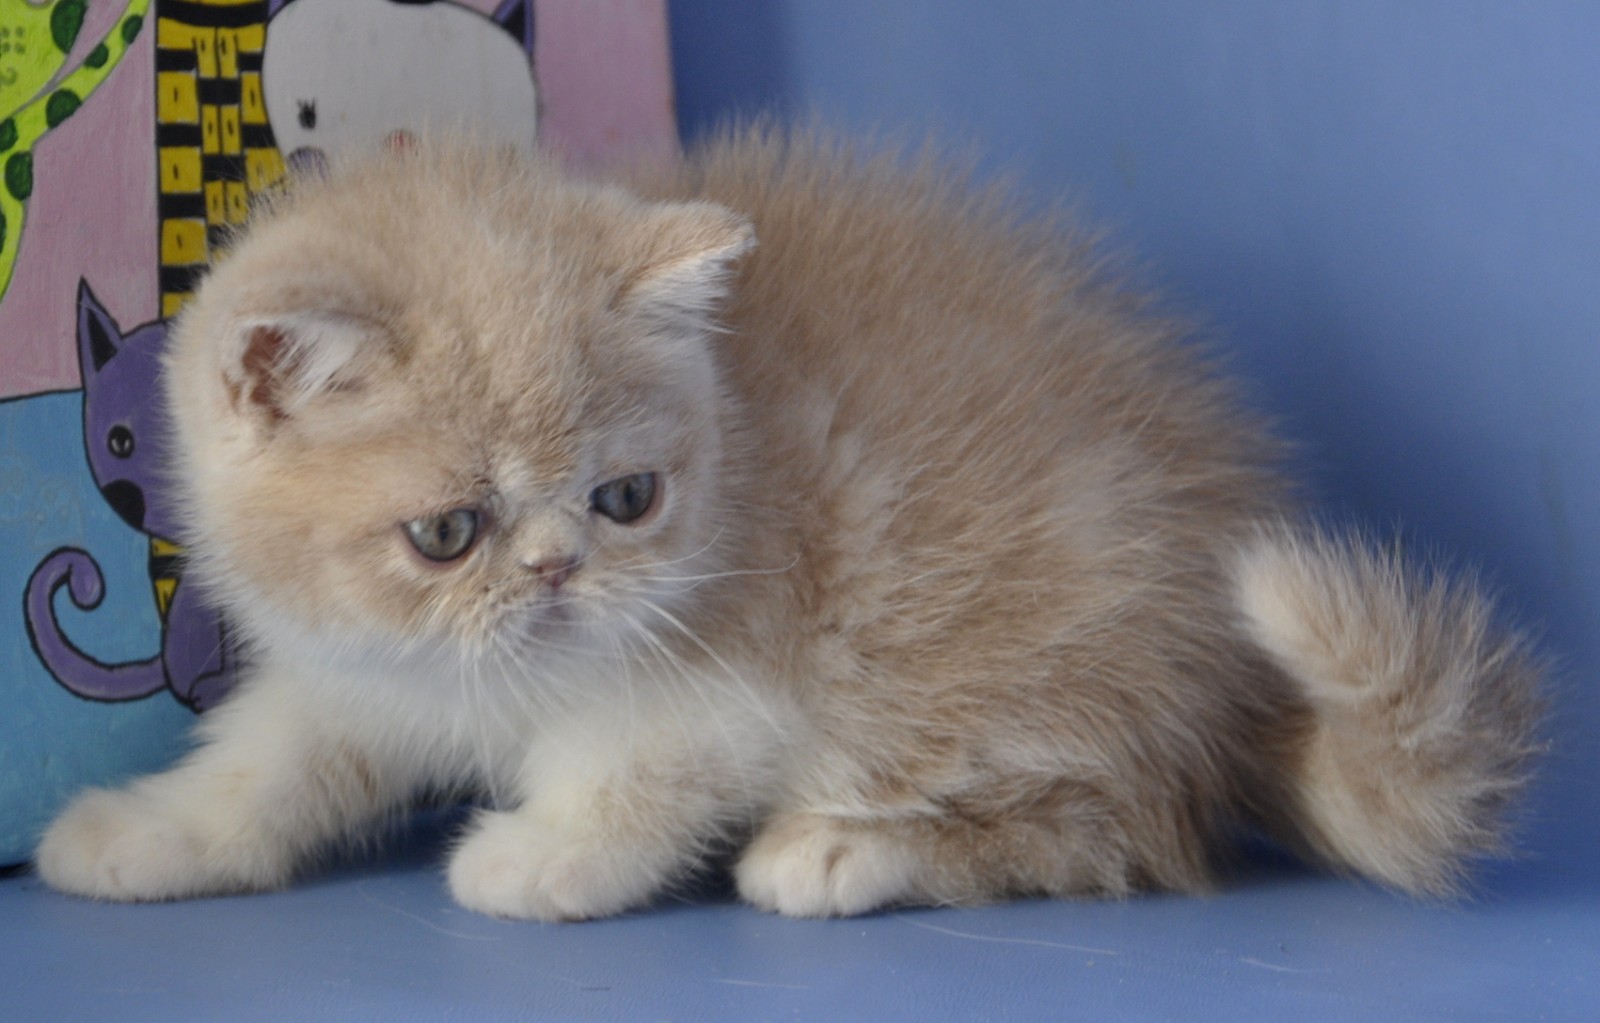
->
[263,0,538,172]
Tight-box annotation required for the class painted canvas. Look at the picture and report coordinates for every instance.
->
[0,0,675,866]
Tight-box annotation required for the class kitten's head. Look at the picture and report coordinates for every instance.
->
[165,147,754,675]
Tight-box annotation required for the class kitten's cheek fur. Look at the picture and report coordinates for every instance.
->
[36,788,282,902]
[446,810,670,922]
[736,814,923,918]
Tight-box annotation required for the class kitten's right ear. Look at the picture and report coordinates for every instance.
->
[615,202,757,335]
[220,312,375,422]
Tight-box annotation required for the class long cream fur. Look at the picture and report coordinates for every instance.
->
[35,128,1542,918]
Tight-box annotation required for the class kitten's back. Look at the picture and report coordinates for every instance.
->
[659,129,1540,896]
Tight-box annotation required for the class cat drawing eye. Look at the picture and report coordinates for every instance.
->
[591,472,658,525]
[404,507,480,562]
[106,425,134,459]
[297,99,317,130]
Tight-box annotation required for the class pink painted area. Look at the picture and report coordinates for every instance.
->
[533,0,679,170]
[447,0,677,169]
[0,0,678,400]
[0,10,157,400]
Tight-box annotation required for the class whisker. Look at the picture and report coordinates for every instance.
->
[629,552,803,586]
[612,609,735,788]
[608,527,728,575]
[630,596,785,737]
[463,643,505,809]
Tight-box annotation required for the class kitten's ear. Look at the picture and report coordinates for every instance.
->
[615,202,756,333]
[221,312,375,421]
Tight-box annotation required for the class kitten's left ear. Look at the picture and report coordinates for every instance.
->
[615,202,756,334]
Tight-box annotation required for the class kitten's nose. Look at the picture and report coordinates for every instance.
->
[525,554,578,589]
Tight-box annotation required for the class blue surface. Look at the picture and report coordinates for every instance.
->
[3,815,1595,1021]
[7,3,1600,1020]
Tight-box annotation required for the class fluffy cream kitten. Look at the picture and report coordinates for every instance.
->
[37,129,1542,919]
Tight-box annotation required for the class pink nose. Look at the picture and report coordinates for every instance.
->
[527,555,578,589]
[385,129,417,152]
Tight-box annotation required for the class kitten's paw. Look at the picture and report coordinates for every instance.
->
[446,811,664,922]
[36,788,264,902]
[736,813,921,917]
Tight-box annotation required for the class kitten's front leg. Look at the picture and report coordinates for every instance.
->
[447,696,780,922]
[37,667,401,902]
[447,803,688,922]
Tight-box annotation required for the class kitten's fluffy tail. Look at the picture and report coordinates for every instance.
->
[1233,524,1544,895]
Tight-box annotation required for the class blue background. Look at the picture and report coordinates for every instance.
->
[672,0,1600,882]
[4,4,1597,1019]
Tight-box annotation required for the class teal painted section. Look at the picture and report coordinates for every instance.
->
[0,390,191,865]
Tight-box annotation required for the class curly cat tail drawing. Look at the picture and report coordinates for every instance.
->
[1233,525,1545,895]
[25,547,169,704]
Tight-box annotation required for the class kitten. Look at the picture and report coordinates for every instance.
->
[36,129,1542,919]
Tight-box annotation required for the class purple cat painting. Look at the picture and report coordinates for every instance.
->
[23,282,237,712]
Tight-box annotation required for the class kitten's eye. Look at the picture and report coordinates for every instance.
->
[297,99,317,130]
[107,425,134,459]
[591,472,657,525]
[404,508,480,562]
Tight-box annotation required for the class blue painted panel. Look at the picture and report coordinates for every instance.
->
[0,391,192,866]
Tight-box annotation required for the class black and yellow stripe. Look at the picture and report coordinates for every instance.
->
[152,0,287,621]
[154,0,283,317]
[149,537,183,616]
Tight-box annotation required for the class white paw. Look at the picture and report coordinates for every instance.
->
[446,811,666,922]
[35,788,264,902]
[735,814,921,917]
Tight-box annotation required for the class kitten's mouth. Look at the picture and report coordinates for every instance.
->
[491,600,604,666]
[509,589,583,636]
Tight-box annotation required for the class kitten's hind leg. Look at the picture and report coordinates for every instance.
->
[734,812,926,917]
[36,668,404,902]
[737,786,1164,918]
